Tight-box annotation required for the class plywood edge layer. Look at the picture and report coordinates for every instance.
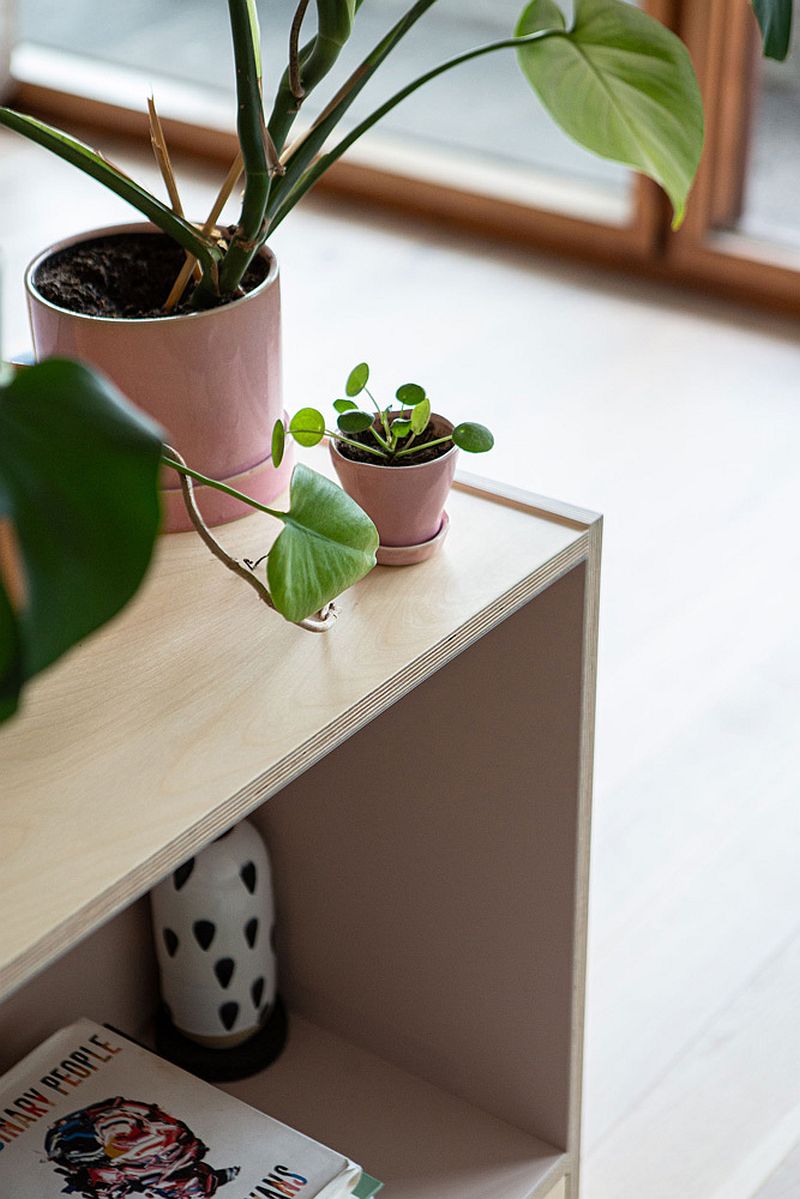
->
[0,535,590,1002]
[454,472,601,533]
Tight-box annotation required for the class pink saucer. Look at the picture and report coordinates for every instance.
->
[376,511,450,566]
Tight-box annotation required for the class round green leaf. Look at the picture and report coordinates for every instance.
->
[410,397,431,436]
[346,362,370,397]
[337,410,374,434]
[516,0,704,228]
[271,418,286,468]
[289,407,326,447]
[334,398,357,414]
[395,382,426,407]
[452,422,494,453]
[391,418,412,439]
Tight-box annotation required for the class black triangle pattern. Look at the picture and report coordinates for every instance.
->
[162,928,179,958]
[219,1002,239,1031]
[173,859,195,890]
[251,977,265,1009]
[240,861,257,894]
[193,920,216,951]
[214,958,235,989]
[244,918,258,948]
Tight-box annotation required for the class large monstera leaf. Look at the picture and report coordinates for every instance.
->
[752,0,793,60]
[516,0,704,227]
[267,464,378,624]
[0,359,163,722]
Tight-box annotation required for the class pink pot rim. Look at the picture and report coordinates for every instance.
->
[329,415,457,472]
[24,221,279,326]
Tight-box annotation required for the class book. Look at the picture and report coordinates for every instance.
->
[0,1019,382,1199]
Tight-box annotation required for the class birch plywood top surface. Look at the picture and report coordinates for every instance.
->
[0,475,591,999]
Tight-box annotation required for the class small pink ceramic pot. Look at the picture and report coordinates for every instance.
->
[25,223,293,532]
[330,416,457,561]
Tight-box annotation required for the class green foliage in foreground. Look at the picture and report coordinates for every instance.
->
[0,360,377,724]
[0,360,163,722]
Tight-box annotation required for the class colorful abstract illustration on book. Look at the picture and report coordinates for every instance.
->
[45,1098,240,1198]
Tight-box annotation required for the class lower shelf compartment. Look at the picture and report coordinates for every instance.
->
[219,1014,567,1199]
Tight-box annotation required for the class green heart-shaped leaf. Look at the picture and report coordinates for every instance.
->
[396,382,427,407]
[391,418,412,439]
[452,422,494,453]
[267,464,378,622]
[0,359,163,721]
[516,0,704,228]
[346,362,370,397]
[334,398,358,413]
[752,0,793,60]
[289,407,326,447]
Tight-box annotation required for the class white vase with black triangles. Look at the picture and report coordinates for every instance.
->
[150,820,287,1081]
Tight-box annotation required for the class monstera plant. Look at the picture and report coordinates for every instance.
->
[0,0,706,299]
[0,0,790,724]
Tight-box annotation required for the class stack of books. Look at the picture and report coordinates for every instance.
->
[0,1019,381,1199]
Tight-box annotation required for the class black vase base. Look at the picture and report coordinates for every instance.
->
[155,994,288,1082]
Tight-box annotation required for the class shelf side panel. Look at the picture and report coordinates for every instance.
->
[255,565,587,1150]
[0,899,158,1074]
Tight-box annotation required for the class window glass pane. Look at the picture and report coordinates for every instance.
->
[724,0,800,251]
[17,0,634,222]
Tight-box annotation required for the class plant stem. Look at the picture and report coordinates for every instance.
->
[287,428,386,459]
[162,455,281,518]
[0,108,222,281]
[395,435,453,458]
[330,432,387,459]
[165,153,243,311]
[369,425,390,452]
[165,448,277,606]
[268,0,359,155]
[162,448,337,633]
[216,0,274,298]
[364,387,391,441]
[269,27,557,231]
[289,0,311,98]
[269,0,439,217]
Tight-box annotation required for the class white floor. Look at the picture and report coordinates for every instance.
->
[3,135,800,1199]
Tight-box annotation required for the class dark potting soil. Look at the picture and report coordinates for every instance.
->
[336,414,453,466]
[33,232,269,319]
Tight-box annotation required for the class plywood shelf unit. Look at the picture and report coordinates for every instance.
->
[0,472,601,1199]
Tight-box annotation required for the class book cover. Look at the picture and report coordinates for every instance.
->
[0,1019,380,1199]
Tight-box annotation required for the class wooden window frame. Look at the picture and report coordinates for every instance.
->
[5,0,800,314]
[666,0,800,312]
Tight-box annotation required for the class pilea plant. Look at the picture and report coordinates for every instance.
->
[0,359,377,724]
[275,363,493,466]
[0,0,709,311]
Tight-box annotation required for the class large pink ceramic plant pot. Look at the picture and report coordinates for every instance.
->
[330,416,457,563]
[26,223,293,532]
